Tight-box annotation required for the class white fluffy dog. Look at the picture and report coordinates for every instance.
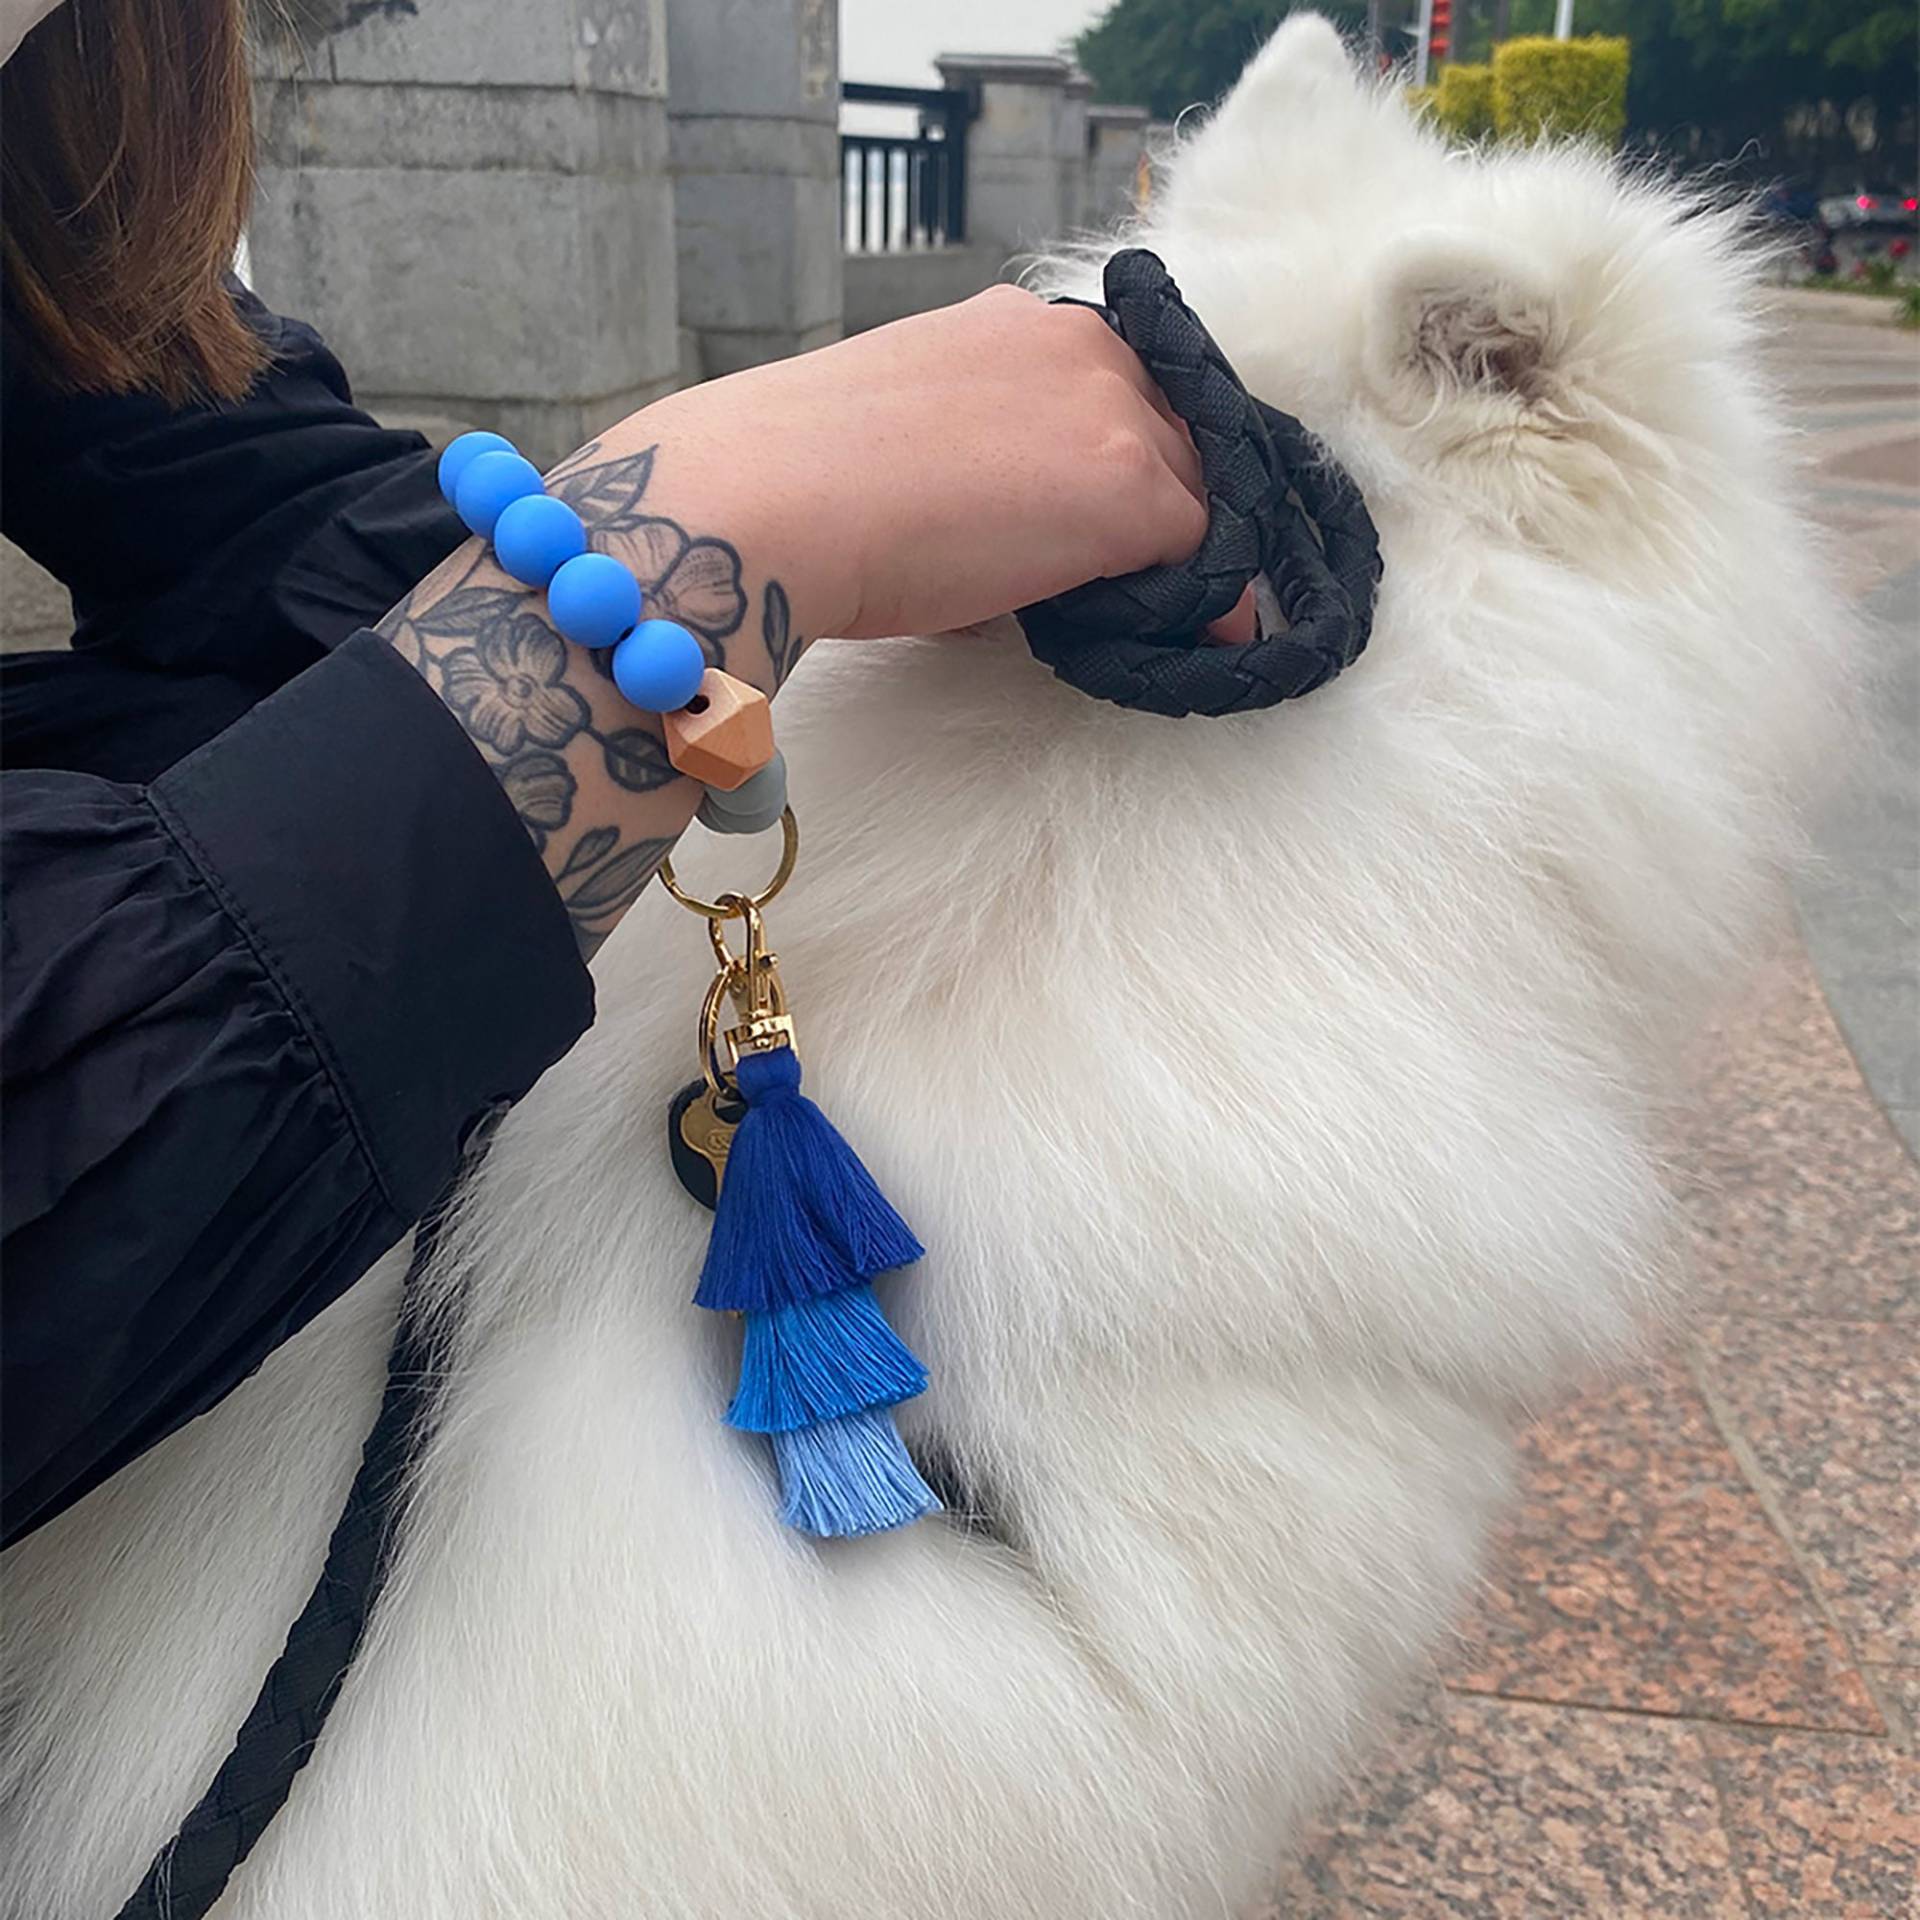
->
[1,19,1847,1919]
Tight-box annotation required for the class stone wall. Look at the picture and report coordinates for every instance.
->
[842,245,1008,336]
[1087,103,1152,228]
[668,0,842,381]
[250,0,680,468]
[245,9,1157,411]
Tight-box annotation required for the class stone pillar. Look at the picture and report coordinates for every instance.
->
[250,0,678,467]
[1060,67,1095,237]
[666,0,842,381]
[1086,104,1151,227]
[933,54,1093,256]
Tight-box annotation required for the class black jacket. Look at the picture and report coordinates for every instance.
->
[1,288,596,1546]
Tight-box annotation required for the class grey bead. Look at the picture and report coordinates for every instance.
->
[696,750,788,835]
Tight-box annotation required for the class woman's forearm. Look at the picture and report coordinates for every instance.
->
[377,430,809,958]
[378,285,1224,959]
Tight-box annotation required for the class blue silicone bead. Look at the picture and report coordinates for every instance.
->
[436,430,516,506]
[454,450,544,538]
[548,552,642,651]
[492,493,587,588]
[611,620,707,712]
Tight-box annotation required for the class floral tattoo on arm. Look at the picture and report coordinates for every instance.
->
[378,442,806,958]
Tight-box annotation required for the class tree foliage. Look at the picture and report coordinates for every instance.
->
[1074,0,1917,183]
[1580,0,1915,179]
[1074,1,1366,121]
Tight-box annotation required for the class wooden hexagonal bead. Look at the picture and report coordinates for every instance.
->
[663,669,775,792]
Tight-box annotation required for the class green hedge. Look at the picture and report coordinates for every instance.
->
[1490,36,1629,146]
[1433,63,1497,142]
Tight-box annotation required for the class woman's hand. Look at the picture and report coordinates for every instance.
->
[382,286,1223,957]
[623,284,1211,642]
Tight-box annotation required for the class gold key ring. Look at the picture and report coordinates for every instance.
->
[658,806,800,920]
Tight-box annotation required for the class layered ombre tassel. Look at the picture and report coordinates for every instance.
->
[726,1282,928,1433]
[696,1050,923,1313]
[771,1410,940,1538]
[707,1050,936,1537]
[660,830,939,1540]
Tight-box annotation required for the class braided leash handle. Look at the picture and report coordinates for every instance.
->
[110,1107,507,1920]
[1016,249,1382,719]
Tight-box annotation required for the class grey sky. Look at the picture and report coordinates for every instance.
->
[841,0,1112,88]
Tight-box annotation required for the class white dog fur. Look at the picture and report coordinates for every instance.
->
[1,19,1848,1918]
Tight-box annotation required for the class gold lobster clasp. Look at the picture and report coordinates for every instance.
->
[697,895,796,1097]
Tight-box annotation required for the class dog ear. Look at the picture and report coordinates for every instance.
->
[1359,227,1689,551]
[1362,232,1564,419]
[1215,12,1358,118]
[1193,14,1364,161]
[1157,14,1426,231]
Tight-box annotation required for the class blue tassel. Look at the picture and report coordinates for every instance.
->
[690,1043,936,1538]
[726,1283,929,1434]
[773,1407,942,1539]
[695,1048,924,1314]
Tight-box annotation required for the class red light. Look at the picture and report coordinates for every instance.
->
[1857,195,1876,209]
[1905,198,1918,212]
[1430,0,1451,60]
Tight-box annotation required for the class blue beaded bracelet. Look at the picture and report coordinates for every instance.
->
[437,431,787,834]
[439,431,707,716]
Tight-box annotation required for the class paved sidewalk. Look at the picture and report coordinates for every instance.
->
[1264,297,1920,1918]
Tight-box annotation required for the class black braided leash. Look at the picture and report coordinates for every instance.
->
[1018,249,1382,717]
[107,253,1385,1918]
[110,1112,499,1920]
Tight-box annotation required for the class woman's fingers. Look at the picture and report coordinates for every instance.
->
[1136,400,1207,507]
[1136,370,1206,478]
[1204,584,1258,647]
[1073,308,1208,507]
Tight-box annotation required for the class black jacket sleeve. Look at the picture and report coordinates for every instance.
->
[2,637,596,1545]
[2,279,464,686]
[1,294,597,1546]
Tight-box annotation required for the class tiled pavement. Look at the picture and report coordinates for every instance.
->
[1264,295,1920,1916]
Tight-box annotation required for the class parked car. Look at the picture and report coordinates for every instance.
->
[1817,188,1919,234]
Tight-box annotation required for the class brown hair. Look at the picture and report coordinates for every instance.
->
[2,0,265,403]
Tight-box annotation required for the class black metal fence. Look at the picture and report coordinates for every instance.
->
[840,82,973,252]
